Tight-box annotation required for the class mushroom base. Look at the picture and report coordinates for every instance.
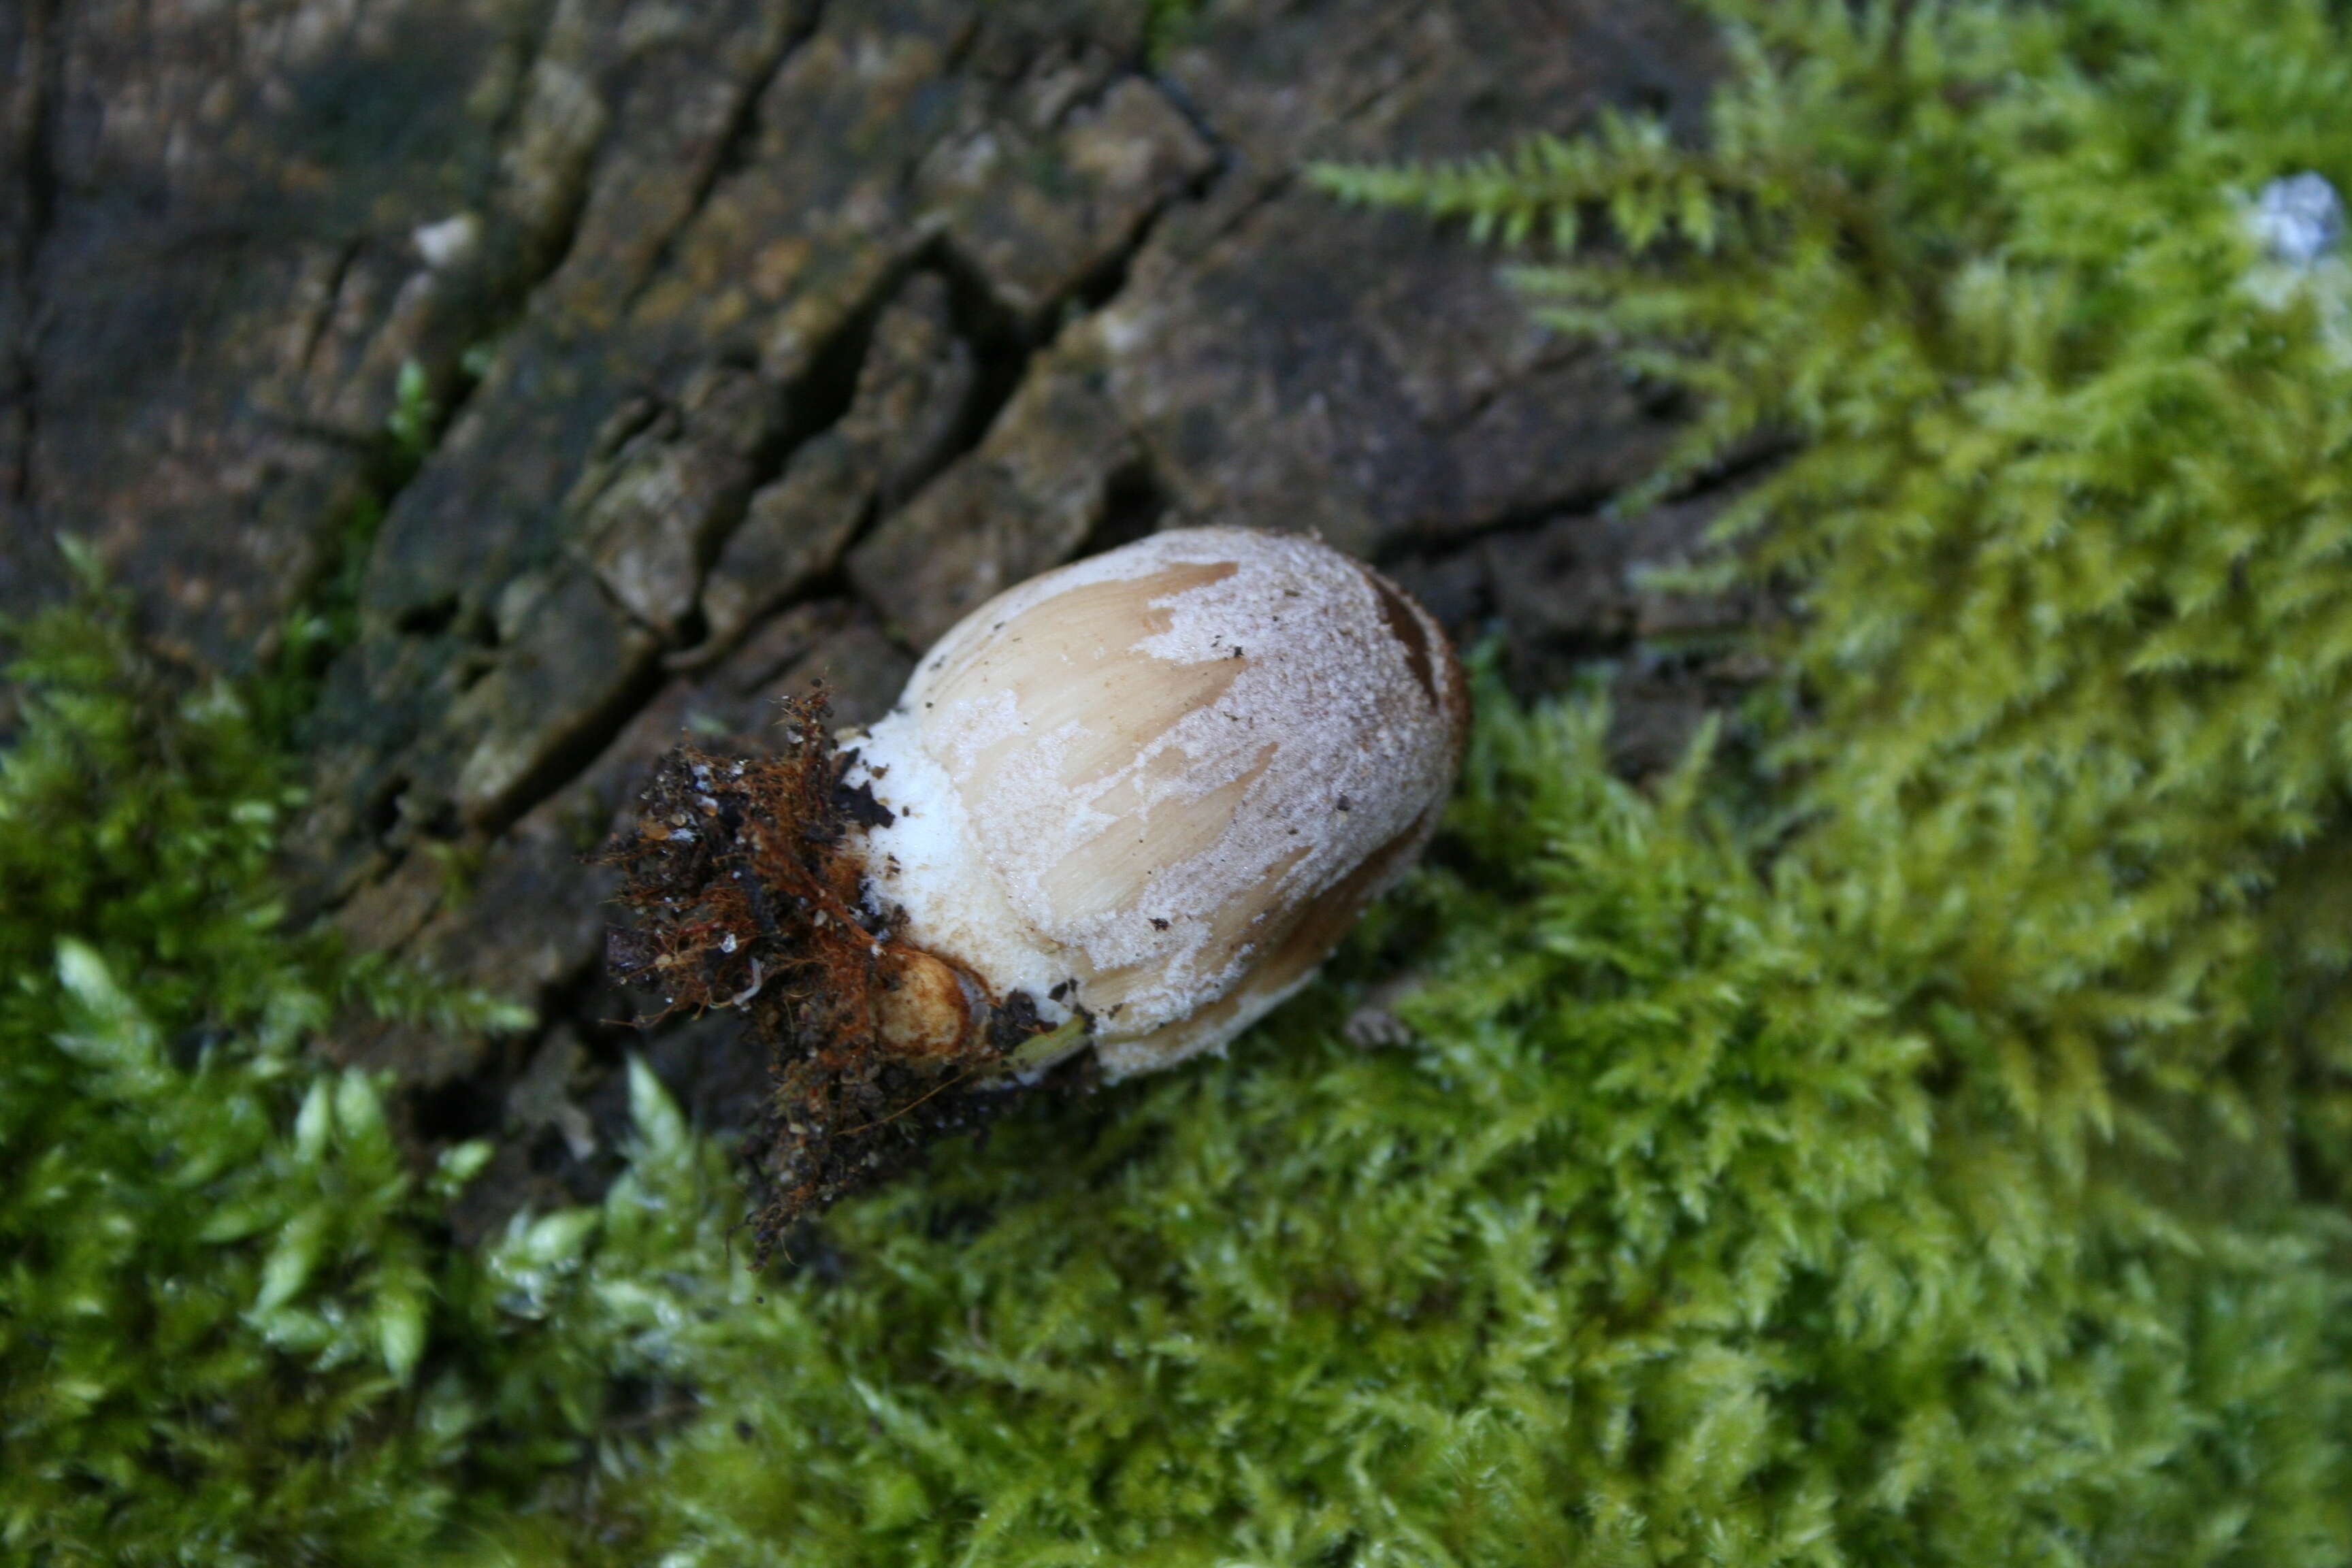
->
[598,691,1073,1258]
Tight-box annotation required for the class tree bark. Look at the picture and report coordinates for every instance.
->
[2,0,1755,1224]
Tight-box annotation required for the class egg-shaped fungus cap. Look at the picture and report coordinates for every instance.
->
[848,525,1467,1079]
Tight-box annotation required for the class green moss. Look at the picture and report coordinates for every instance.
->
[11,604,2341,1559]
[10,0,2352,1561]
[0,561,713,1563]
[1143,0,1205,67]
[576,683,2349,1566]
[1311,0,2352,1196]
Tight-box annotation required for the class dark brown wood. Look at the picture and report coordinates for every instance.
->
[3,0,1754,1227]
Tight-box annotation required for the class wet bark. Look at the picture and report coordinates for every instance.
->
[2,0,1763,1227]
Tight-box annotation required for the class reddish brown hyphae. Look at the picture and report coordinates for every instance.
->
[600,695,1069,1258]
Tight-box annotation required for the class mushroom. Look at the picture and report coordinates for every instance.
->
[602,526,1465,1241]
[845,525,1467,1079]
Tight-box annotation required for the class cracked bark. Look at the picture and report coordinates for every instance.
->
[12,0,1751,1222]
[0,0,60,630]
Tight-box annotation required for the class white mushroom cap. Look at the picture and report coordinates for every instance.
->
[847,526,1466,1079]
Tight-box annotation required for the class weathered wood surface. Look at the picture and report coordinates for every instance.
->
[2,0,1755,1218]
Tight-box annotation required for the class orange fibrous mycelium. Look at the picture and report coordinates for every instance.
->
[598,690,1064,1259]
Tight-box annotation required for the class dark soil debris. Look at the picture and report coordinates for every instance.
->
[597,690,1054,1261]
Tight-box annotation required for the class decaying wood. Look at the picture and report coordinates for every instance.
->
[0,0,1757,1236]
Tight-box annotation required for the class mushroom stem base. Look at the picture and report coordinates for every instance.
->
[597,691,1068,1258]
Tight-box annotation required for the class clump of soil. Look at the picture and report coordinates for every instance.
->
[598,691,1066,1260]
